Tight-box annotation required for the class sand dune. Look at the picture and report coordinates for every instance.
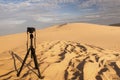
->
[0,41,120,80]
[1,23,120,53]
[0,23,120,80]
[37,23,120,51]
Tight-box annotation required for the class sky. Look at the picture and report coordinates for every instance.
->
[0,0,120,35]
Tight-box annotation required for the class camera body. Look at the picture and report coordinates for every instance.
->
[27,27,35,33]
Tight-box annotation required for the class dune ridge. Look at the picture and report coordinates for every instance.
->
[1,23,120,53]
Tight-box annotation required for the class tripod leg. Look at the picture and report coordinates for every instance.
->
[30,46,32,58]
[31,48,43,78]
[17,48,31,77]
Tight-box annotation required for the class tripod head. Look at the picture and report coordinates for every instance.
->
[27,27,35,33]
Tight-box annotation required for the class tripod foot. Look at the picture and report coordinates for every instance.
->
[34,66,38,69]
[17,73,20,77]
[39,76,44,79]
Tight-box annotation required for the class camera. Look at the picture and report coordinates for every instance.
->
[27,27,35,33]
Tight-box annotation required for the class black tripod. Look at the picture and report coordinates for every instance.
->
[17,27,43,78]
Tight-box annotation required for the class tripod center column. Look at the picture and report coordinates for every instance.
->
[30,33,34,48]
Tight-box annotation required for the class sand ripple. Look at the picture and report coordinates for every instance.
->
[0,41,120,80]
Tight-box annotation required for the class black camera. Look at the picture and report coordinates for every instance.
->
[27,27,35,33]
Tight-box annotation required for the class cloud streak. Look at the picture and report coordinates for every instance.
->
[0,19,26,25]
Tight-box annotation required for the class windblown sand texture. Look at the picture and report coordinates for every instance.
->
[0,23,120,80]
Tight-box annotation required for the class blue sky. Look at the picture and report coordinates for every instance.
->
[0,0,120,35]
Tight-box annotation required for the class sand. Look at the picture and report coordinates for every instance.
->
[0,23,120,80]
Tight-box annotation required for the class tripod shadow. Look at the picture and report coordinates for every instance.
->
[0,51,41,79]
[0,70,15,78]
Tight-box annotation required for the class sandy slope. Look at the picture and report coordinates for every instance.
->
[0,41,120,80]
[1,23,120,53]
[37,23,120,51]
[0,23,120,80]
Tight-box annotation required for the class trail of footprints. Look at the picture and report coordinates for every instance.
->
[0,40,120,80]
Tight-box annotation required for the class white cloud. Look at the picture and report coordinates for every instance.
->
[36,17,54,22]
[78,0,120,10]
[84,15,101,18]
[79,0,98,8]
[0,19,26,25]
[0,2,30,12]
[27,0,77,3]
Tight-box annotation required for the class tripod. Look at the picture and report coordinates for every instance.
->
[17,27,43,78]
